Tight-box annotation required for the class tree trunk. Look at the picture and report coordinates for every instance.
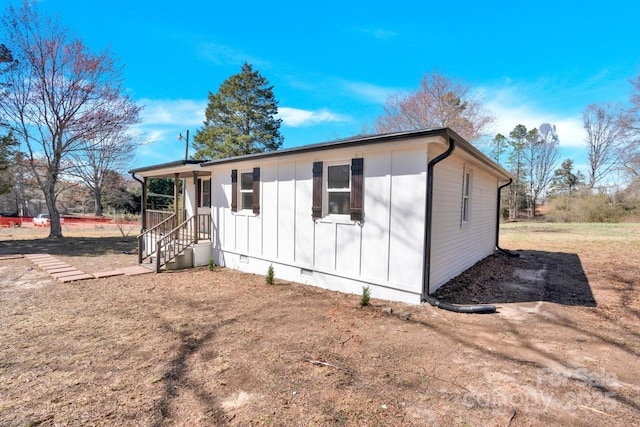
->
[94,187,103,217]
[509,186,517,220]
[529,186,535,219]
[44,177,63,238]
[530,195,536,218]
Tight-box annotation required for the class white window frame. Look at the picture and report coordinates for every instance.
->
[324,162,351,217]
[239,171,254,211]
[461,166,472,226]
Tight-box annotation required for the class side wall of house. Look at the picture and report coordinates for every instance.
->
[428,149,499,293]
[208,139,434,304]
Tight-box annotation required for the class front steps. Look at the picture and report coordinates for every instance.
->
[142,241,212,272]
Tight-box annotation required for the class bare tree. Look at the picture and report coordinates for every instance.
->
[375,71,495,142]
[624,76,640,179]
[0,2,141,237]
[525,123,560,217]
[583,103,632,189]
[631,75,640,124]
[67,128,139,216]
[0,132,17,195]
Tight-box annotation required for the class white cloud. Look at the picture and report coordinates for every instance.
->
[483,85,587,148]
[198,42,266,67]
[279,107,348,127]
[129,98,207,166]
[342,81,400,104]
[138,98,206,127]
[356,28,398,40]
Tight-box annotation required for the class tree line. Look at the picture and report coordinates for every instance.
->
[374,71,640,221]
[2,2,638,239]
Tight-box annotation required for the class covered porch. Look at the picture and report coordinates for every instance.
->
[129,160,212,272]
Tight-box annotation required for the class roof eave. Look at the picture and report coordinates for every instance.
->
[129,160,210,178]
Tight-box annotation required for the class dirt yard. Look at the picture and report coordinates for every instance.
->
[1,222,639,426]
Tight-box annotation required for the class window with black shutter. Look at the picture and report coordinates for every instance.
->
[312,158,364,221]
[232,168,260,214]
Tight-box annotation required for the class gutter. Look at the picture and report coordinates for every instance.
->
[422,137,456,300]
[131,173,146,231]
[421,136,496,314]
[496,179,519,257]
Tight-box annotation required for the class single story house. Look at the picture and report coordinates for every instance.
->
[130,128,512,305]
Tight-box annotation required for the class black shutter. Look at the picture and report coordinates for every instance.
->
[252,167,260,215]
[350,158,364,221]
[231,169,238,212]
[196,178,202,208]
[312,161,323,219]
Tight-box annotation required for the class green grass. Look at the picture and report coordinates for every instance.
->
[499,221,640,252]
[501,221,639,237]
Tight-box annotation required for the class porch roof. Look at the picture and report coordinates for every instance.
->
[129,160,211,179]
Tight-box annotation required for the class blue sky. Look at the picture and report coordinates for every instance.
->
[25,0,640,174]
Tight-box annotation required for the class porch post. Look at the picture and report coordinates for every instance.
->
[174,173,179,221]
[142,177,148,231]
[193,171,199,243]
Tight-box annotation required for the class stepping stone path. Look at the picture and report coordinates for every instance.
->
[25,254,95,282]
[22,254,152,283]
[0,253,24,261]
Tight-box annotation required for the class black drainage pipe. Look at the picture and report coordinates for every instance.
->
[421,137,455,301]
[424,295,496,314]
[496,178,519,257]
[131,173,146,233]
[420,136,497,314]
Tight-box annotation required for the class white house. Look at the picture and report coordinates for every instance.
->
[130,128,511,305]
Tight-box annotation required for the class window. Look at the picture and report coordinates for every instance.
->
[202,179,211,207]
[240,172,253,210]
[312,158,364,221]
[462,167,471,224]
[231,168,260,214]
[196,178,211,207]
[327,164,350,215]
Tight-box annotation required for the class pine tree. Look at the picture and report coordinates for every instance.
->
[0,132,18,195]
[193,63,283,159]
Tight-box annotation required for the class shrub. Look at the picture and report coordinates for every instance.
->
[266,264,274,285]
[360,285,371,306]
[208,257,215,271]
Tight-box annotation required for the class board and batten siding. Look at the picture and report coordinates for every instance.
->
[206,143,430,304]
[428,151,498,293]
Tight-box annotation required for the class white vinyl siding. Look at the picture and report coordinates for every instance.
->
[429,154,497,293]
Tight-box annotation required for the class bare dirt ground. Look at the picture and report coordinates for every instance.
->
[1,222,639,426]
